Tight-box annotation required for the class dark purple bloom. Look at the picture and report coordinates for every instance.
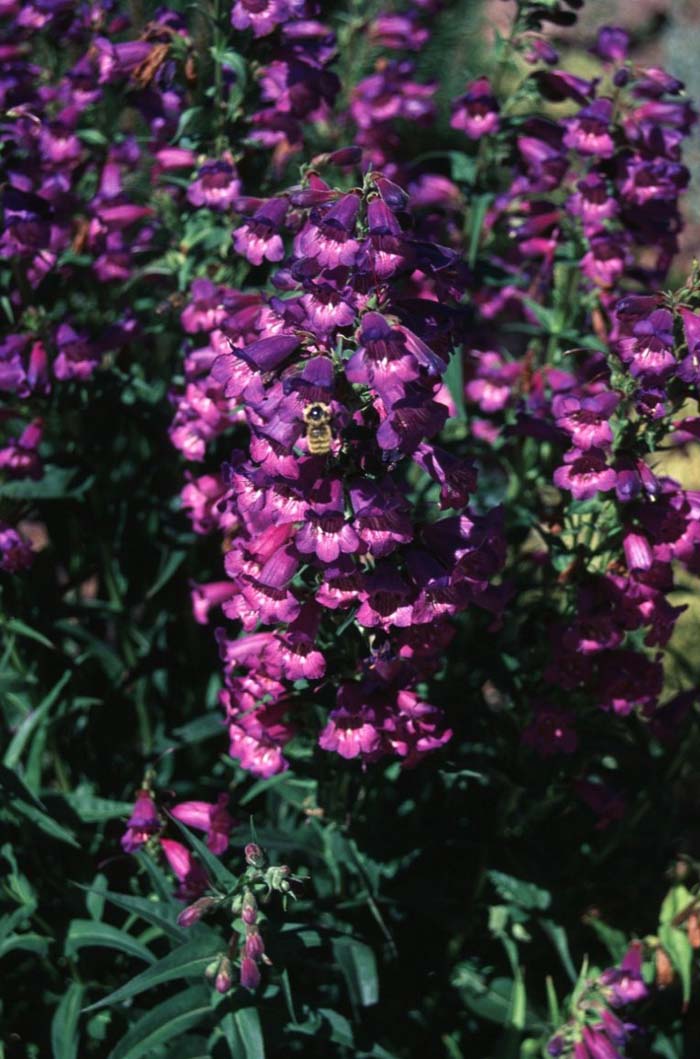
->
[233,197,288,266]
[553,449,617,500]
[188,160,241,211]
[121,788,161,853]
[592,26,629,63]
[552,391,619,450]
[0,522,34,573]
[600,944,648,1006]
[563,99,615,158]
[450,77,500,139]
[295,193,361,268]
[231,0,289,37]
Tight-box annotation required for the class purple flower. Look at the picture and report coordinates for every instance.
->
[121,788,160,853]
[554,449,617,500]
[0,523,34,573]
[170,794,234,855]
[318,704,382,760]
[600,943,648,1006]
[552,391,619,450]
[582,1026,623,1059]
[187,160,241,211]
[295,193,361,268]
[566,172,618,230]
[450,77,500,139]
[592,26,629,63]
[231,0,289,37]
[563,99,615,158]
[233,197,288,266]
[160,839,209,901]
[376,392,448,455]
[296,508,359,563]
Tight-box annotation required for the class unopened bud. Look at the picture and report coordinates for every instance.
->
[266,864,291,891]
[242,904,257,926]
[655,946,674,988]
[327,146,362,167]
[245,929,265,960]
[244,843,265,868]
[215,956,233,994]
[240,955,261,991]
[177,897,216,928]
[687,912,700,949]
[205,958,221,982]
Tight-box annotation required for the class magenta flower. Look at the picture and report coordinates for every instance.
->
[552,392,619,450]
[187,161,241,211]
[318,705,382,760]
[600,943,648,1006]
[450,77,500,139]
[160,838,209,900]
[563,99,615,157]
[553,449,617,500]
[240,954,261,990]
[294,193,361,268]
[121,788,161,853]
[170,794,234,854]
[233,198,287,266]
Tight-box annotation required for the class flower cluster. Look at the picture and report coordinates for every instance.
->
[175,163,506,775]
[120,784,234,900]
[547,944,648,1058]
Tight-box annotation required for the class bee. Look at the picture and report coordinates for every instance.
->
[303,401,333,456]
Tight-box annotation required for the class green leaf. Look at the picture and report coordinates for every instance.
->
[280,968,297,1025]
[4,618,54,649]
[65,920,155,965]
[0,932,50,958]
[4,671,71,769]
[0,466,93,500]
[51,982,84,1059]
[540,919,577,983]
[84,935,219,1012]
[233,1008,265,1059]
[585,917,628,961]
[659,885,694,925]
[85,887,185,942]
[659,923,693,1008]
[10,797,79,848]
[444,345,466,424]
[332,936,379,1007]
[467,193,493,268]
[488,872,550,912]
[107,985,212,1059]
[86,874,108,921]
[146,549,187,600]
[168,816,237,889]
[66,786,135,824]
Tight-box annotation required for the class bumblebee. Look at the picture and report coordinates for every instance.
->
[303,401,333,455]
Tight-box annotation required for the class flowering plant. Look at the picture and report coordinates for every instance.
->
[3,0,700,1056]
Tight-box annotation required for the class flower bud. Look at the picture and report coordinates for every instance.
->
[240,955,261,991]
[177,896,216,928]
[687,911,700,948]
[327,146,362,167]
[244,842,265,868]
[245,930,265,960]
[215,956,233,994]
[242,904,257,926]
[205,958,222,981]
[655,946,674,988]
